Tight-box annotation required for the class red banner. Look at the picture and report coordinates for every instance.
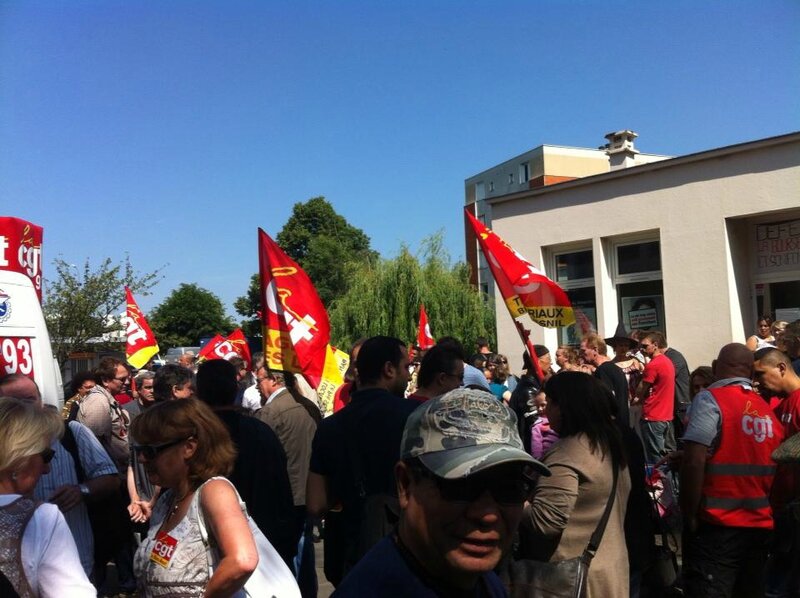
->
[0,217,44,302]
[125,287,160,369]
[465,210,574,328]
[258,228,330,388]
[416,304,435,349]
[197,334,235,363]
[226,329,252,368]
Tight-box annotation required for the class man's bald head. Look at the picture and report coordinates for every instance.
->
[0,374,42,407]
[712,343,754,380]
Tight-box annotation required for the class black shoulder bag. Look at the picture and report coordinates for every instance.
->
[502,460,619,598]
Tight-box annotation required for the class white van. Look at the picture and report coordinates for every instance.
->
[0,216,62,407]
[0,269,63,407]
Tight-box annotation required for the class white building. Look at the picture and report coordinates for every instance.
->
[465,131,800,368]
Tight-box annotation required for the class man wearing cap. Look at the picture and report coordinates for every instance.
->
[333,388,549,597]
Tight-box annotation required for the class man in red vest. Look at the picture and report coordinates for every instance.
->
[680,343,783,597]
[754,347,800,595]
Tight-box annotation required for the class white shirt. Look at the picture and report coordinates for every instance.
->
[241,383,262,412]
[0,496,95,597]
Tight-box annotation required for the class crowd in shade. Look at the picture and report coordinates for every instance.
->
[1,318,799,597]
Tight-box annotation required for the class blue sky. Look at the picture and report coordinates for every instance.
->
[2,1,798,316]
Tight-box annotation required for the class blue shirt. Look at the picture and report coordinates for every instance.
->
[333,535,508,597]
[682,377,753,448]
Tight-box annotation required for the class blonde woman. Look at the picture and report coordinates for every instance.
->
[0,397,95,597]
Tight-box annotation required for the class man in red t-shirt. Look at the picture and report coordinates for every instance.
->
[754,347,800,595]
[635,331,676,464]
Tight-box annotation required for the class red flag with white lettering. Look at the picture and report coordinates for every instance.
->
[226,329,252,368]
[258,228,330,388]
[416,304,435,349]
[0,217,43,302]
[197,334,238,363]
[125,287,160,369]
[465,210,574,328]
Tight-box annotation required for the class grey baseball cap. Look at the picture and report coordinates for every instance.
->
[401,388,550,479]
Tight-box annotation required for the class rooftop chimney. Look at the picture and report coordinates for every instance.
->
[602,130,639,170]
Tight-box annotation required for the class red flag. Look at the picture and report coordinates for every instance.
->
[197,334,237,363]
[465,210,574,328]
[124,287,159,369]
[258,229,330,388]
[0,217,44,302]
[416,304,435,349]
[226,329,252,368]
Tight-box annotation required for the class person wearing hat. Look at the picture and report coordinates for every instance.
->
[332,388,549,597]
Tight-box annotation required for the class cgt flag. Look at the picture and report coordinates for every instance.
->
[124,287,159,369]
[416,304,435,350]
[196,334,237,364]
[465,210,574,328]
[226,329,252,368]
[258,228,331,388]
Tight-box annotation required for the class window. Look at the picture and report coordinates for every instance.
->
[613,239,664,333]
[551,248,596,346]
[519,162,530,183]
[508,173,514,184]
[489,181,494,192]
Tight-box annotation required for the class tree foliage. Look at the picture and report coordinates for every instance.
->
[43,255,162,371]
[149,283,234,350]
[233,273,261,337]
[276,196,377,305]
[329,232,496,350]
[235,197,377,331]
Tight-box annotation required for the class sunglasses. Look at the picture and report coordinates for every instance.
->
[132,437,190,460]
[39,447,56,464]
[415,466,532,505]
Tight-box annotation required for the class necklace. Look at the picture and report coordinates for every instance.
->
[168,489,192,520]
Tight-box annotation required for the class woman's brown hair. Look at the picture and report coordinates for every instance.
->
[130,398,236,488]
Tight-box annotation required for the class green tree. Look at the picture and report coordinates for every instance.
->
[329,233,496,350]
[235,197,377,331]
[149,283,234,350]
[233,273,261,337]
[44,255,162,371]
[276,196,377,305]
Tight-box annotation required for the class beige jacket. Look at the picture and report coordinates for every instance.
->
[77,385,130,475]
[523,433,631,598]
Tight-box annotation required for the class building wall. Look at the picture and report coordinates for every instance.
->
[488,134,800,370]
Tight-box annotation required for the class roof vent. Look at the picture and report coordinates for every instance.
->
[601,130,640,170]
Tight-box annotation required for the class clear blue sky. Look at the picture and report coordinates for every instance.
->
[2,1,798,316]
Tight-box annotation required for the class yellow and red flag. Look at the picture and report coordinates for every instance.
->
[258,228,332,388]
[124,287,159,369]
[416,304,435,349]
[466,210,574,328]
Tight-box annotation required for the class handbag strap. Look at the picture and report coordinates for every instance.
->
[582,456,619,561]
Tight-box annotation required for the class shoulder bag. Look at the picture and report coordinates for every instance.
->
[195,477,301,598]
[501,460,619,598]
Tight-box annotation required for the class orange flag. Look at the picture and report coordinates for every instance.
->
[416,304,435,349]
[124,287,159,369]
[258,229,330,388]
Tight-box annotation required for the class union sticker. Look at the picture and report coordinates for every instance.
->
[150,530,178,568]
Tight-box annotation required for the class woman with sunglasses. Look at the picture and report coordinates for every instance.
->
[0,397,95,597]
[519,372,632,598]
[131,398,258,597]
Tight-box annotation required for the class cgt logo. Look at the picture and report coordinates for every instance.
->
[741,401,775,443]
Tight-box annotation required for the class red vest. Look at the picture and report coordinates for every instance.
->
[701,385,783,529]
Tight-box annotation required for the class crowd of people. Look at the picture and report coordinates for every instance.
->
[0,317,799,597]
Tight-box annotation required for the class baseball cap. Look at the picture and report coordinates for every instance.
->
[401,388,550,479]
